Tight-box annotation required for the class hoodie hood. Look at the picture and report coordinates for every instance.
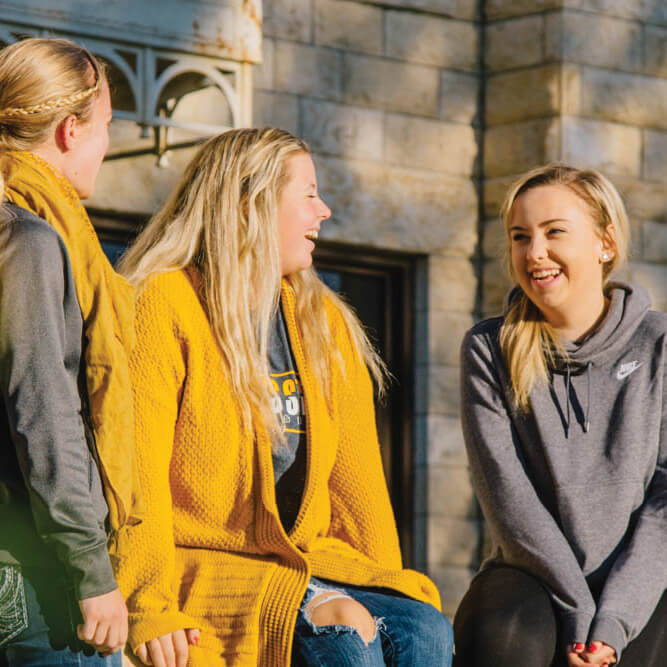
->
[504,281,651,371]
[504,281,652,434]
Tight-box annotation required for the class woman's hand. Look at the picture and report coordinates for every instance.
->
[135,628,200,667]
[567,641,617,666]
[580,640,617,665]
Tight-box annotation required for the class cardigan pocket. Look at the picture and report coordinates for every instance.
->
[0,565,28,647]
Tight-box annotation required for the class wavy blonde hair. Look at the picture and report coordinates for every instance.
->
[498,164,630,410]
[119,127,387,440]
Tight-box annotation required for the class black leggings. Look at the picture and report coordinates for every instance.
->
[453,566,667,667]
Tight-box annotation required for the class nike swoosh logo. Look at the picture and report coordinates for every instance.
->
[616,361,643,380]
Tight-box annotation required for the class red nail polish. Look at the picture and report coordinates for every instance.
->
[574,643,585,652]
[588,643,598,653]
[193,636,199,645]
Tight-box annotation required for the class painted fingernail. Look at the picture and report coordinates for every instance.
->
[574,643,585,652]
[588,643,598,653]
[193,636,199,645]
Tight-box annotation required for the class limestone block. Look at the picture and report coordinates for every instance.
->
[314,0,382,55]
[643,129,667,182]
[546,11,642,72]
[615,177,667,222]
[483,175,516,218]
[486,0,563,20]
[561,116,642,178]
[482,216,508,261]
[563,0,667,24]
[640,221,667,263]
[428,255,478,312]
[440,71,481,125]
[578,68,667,130]
[385,11,478,70]
[263,0,312,42]
[628,262,667,311]
[92,146,201,215]
[363,0,478,20]
[415,464,477,519]
[485,16,545,72]
[428,565,475,619]
[382,168,478,254]
[645,26,667,78]
[414,415,468,465]
[483,258,512,317]
[484,118,560,178]
[342,53,440,117]
[274,41,342,101]
[316,156,478,253]
[384,114,478,176]
[416,311,475,365]
[300,99,383,160]
[427,516,482,568]
[253,36,274,90]
[486,65,561,126]
[415,364,460,416]
[253,90,300,136]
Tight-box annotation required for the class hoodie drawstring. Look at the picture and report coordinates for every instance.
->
[565,365,571,437]
[564,362,593,436]
[584,361,592,433]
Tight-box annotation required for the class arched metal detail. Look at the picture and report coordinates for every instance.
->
[0,21,252,155]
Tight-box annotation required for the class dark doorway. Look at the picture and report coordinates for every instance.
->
[314,242,416,566]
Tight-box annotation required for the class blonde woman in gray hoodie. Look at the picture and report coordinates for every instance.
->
[454,164,666,667]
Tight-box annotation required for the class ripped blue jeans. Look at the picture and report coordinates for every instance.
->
[291,577,453,666]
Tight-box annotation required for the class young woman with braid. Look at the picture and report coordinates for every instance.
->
[0,38,142,665]
[116,127,453,667]
[454,164,666,667]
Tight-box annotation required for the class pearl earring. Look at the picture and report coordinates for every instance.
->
[601,252,610,261]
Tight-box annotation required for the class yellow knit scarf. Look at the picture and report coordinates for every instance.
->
[1,151,144,547]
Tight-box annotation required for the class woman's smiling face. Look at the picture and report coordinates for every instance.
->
[508,184,615,327]
[276,152,331,276]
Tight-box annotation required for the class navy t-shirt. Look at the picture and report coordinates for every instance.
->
[268,306,307,533]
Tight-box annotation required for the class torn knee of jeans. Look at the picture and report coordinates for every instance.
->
[304,592,382,646]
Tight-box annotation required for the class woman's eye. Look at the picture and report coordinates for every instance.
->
[548,228,565,235]
[511,234,527,242]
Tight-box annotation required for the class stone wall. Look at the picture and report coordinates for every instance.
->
[255,0,667,619]
[254,0,484,615]
[483,1,667,315]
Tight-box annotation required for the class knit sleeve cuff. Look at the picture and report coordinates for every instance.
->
[128,611,198,652]
[588,614,626,663]
[560,612,594,650]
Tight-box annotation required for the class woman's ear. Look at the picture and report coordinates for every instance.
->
[54,114,79,152]
[599,226,617,264]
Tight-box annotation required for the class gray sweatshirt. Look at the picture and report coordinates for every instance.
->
[460,282,666,660]
[0,203,116,599]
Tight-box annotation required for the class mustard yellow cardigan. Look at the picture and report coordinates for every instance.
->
[115,269,440,666]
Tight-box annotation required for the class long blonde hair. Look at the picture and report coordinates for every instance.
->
[119,127,387,440]
[498,164,630,410]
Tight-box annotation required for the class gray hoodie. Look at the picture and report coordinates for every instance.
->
[0,203,116,600]
[460,282,666,660]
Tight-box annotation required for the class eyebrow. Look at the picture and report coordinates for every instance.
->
[509,218,569,231]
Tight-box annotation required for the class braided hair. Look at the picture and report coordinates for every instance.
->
[0,37,105,151]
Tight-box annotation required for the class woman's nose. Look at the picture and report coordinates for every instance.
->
[319,198,332,221]
[526,236,547,261]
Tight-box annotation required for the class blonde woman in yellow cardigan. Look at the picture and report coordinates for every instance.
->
[116,128,452,667]
[0,38,142,665]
